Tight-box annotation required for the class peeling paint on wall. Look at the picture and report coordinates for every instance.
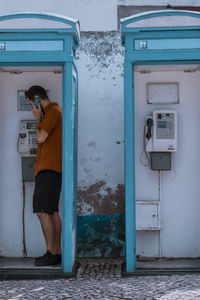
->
[78,181,125,215]
[77,31,124,76]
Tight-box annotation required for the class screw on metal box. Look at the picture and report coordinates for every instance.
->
[0,42,6,50]
[139,41,148,49]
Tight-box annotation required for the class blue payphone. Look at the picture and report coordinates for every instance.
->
[0,13,80,277]
[121,9,200,274]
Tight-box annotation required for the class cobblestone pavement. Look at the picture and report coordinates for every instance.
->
[1,259,200,299]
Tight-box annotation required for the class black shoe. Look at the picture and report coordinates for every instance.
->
[54,253,62,264]
[35,251,50,263]
[34,250,57,266]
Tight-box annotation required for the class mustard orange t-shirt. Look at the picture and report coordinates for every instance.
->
[34,102,62,176]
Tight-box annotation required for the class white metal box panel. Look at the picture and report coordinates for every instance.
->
[136,200,160,230]
[147,82,179,104]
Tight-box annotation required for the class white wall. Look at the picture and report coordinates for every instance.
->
[135,68,200,257]
[77,32,124,190]
[119,0,200,6]
[0,0,117,31]
[0,0,198,31]
[0,70,62,257]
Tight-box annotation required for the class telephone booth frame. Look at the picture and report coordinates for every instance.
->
[0,13,80,277]
[121,9,200,274]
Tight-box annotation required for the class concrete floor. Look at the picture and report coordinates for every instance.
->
[1,259,200,300]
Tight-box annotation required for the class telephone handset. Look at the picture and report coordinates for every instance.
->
[140,116,153,166]
[34,97,41,109]
[17,120,37,156]
[146,117,153,140]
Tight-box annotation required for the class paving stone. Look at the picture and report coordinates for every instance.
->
[1,259,200,299]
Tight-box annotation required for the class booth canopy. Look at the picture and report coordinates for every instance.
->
[0,13,80,45]
[121,10,200,45]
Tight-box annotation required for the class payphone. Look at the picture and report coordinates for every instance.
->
[18,120,37,156]
[143,110,177,170]
[17,120,37,181]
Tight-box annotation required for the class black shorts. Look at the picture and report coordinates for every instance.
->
[33,170,62,215]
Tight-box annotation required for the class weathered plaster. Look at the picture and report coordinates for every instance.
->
[77,31,125,216]
[77,31,124,73]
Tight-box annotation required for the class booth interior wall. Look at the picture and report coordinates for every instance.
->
[135,67,200,258]
[0,70,62,257]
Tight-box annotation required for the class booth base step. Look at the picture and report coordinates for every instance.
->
[0,257,61,269]
[0,257,80,280]
[122,258,200,276]
[1,257,200,279]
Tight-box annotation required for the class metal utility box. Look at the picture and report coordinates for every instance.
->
[150,152,171,171]
[21,157,35,182]
[136,201,160,230]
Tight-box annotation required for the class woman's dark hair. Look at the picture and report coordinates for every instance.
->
[25,85,48,101]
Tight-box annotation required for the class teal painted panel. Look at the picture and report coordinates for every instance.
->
[136,61,200,66]
[135,38,200,50]
[62,63,74,272]
[124,61,136,272]
[77,214,125,257]
[0,40,63,51]
[62,62,78,273]
[125,51,200,63]
[0,53,74,63]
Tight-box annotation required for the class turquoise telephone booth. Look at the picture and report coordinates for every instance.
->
[0,13,79,278]
[121,9,200,274]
